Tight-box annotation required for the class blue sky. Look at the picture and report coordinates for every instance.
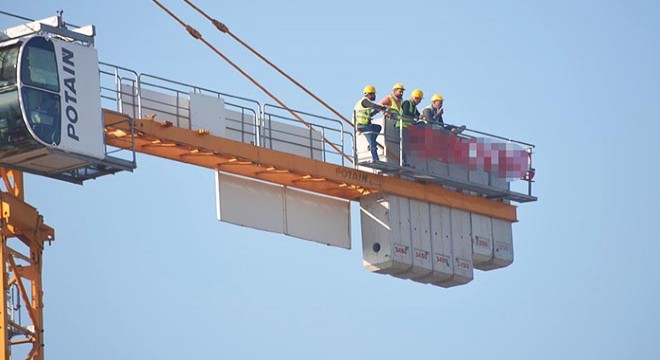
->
[3,1,660,359]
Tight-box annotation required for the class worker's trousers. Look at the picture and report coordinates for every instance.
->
[358,123,382,161]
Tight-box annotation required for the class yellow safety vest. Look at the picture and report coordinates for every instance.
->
[396,100,417,128]
[353,97,372,126]
[388,95,402,119]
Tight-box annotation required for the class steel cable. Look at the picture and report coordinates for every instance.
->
[152,0,353,164]
[181,0,399,162]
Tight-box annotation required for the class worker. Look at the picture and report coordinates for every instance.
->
[421,93,466,134]
[399,89,424,128]
[391,88,424,166]
[421,93,444,125]
[354,85,389,161]
[378,83,405,124]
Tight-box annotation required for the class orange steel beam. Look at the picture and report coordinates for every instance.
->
[0,191,52,360]
[103,110,517,222]
[0,168,23,201]
[0,227,8,360]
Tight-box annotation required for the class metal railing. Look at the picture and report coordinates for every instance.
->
[99,63,535,201]
[451,122,536,196]
[262,104,352,166]
[392,118,536,200]
[137,73,261,145]
[98,63,354,168]
[98,62,138,168]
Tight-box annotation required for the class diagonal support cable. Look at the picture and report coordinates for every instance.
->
[182,0,397,161]
[152,0,353,164]
[183,0,351,126]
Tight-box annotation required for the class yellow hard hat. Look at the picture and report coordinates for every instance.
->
[363,85,376,94]
[431,93,444,102]
[392,83,405,91]
[411,89,424,99]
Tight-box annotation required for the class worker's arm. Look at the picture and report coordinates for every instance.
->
[361,98,388,115]
[422,107,443,124]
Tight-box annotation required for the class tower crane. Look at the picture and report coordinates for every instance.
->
[0,11,536,360]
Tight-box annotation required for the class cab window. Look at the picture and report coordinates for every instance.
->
[21,87,61,145]
[0,45,19,90]
[0,89,37,151]
[20,37,59,93]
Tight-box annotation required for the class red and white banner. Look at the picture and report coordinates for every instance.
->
[406,125,531,180]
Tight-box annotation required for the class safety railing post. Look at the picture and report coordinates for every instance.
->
[254,106,260,146]
[307,126,314,159]
[239,108,245,143]
[175,91,182,128]
[114,67,122,113]
[136,74,143,120]
[339,122,345,167]
[527,147,534,196]
[353,134,358,168]
[399,117,404,167]
[321,128,327,162]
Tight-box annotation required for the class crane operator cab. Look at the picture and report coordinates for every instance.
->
[0,15,135,184]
